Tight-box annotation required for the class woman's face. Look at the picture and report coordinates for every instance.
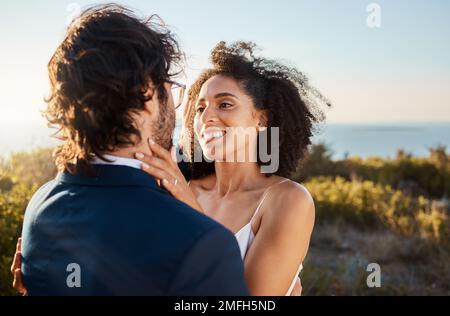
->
[193,75,264,162]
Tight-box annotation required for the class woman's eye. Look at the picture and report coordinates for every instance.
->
[219,102,233,109]
[196,106,205,113]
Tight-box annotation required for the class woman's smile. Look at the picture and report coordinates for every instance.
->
[200,127,227,145]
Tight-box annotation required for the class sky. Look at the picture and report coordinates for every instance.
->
[0,0,449,128]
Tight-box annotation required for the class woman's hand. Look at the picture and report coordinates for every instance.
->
[10,238,27,296]
[136,138,203,213]
[290,277,302,296]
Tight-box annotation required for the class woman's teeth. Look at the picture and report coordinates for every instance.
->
[203,131,225,143]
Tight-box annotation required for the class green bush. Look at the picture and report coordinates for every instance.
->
[0,183,36,295]
[0,145,449,295]
[305,176,449,243]
[0,148,56,296]
[296,144,450,199]
[3,148,57,187]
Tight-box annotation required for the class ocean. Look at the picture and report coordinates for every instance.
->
[1,122,449,160]
[311,122,450,159]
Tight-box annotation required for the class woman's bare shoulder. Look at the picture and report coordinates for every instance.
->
[265,179,315,219]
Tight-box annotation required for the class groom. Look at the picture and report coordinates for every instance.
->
[18,4,248,295]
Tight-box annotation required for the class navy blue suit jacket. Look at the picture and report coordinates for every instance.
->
[21,165,249,296]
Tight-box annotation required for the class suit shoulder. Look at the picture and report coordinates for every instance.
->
[113,186,230,249]
[26,179,59,210]
[135,186,225,231]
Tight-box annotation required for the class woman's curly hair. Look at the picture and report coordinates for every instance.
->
[45,4,183,175]
[182,41,330,179]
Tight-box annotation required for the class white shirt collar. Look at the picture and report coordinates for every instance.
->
[91,154,142,170]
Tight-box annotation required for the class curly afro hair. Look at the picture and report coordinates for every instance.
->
[182,41,330,179]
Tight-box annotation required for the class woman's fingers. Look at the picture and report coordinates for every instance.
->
[135,140,201,211]
[161,178,202,212]
[147,138,177,167]
[11,252,20,274]
[13,268,27,295]
[11,237,26,294]
[141,162,185,202]
[11,241,27,295]
[161,178,181,198]
[137,151,188,202]
[11,238,21,274]
[13,268,22,290]
[141,162,180,198]
[136,153,166,172]
[136,153,178,181]
[140,161,178,187]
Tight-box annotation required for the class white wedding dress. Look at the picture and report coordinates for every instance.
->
[234,179,303,296]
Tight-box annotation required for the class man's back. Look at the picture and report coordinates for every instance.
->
[21,165,249,295]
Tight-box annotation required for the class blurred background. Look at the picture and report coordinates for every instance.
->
[0,0,449,295]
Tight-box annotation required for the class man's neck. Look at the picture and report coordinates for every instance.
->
[103,142,151,160]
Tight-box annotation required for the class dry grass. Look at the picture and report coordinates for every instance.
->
[301,222,450,295]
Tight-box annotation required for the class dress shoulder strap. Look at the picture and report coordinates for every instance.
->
[250,179,290,222]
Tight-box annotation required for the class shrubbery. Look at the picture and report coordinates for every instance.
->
[305,176,449,242]
[0,144,449,295]
[295,144,450,199]
[0,148,56,295]
[296,144,450,295]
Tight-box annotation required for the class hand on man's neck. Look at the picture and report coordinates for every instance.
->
[104,138,153,160]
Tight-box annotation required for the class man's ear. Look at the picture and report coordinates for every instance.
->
[143,85,157,117]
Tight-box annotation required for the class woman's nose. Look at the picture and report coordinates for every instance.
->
[200,105,217,124]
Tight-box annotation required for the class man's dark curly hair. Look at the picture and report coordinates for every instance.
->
[45,4,183,175]
[182,41,330,179]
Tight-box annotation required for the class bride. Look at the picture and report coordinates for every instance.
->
[135,42,329,295]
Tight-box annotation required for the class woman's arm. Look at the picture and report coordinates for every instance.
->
[243,182,315,296]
